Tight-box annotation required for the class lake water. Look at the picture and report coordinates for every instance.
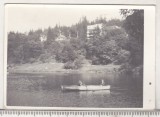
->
[7,72,143,108]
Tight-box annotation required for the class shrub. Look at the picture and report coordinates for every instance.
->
[91,55,112,65]
[29,58,36,63]
[56,44,77,63]
[63,56,83,69]
[39,52,55,63]
[114,50,130,65]
[64,61,75,69]
[119,63,133,75]
[91,56,100,65]
[74,58,83,69]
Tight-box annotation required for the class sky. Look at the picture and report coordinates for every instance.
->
[5,4,123,33]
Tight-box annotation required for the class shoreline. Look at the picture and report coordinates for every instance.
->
[8,62,120,74]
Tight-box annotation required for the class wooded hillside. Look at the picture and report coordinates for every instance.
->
[7,10,143,76]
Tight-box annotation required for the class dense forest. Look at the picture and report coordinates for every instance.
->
[7,10,143,77]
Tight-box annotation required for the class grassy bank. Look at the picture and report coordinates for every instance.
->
[8,62,120,74]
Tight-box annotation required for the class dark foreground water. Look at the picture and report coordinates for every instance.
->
[7,72,143,108]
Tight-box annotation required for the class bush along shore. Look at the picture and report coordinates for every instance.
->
[7,62,120,74]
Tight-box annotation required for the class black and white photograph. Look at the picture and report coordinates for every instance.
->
[5,4,151,109]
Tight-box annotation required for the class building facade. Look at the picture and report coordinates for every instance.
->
[87,23,103,39]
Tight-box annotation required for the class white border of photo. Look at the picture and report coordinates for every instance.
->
[1,1,156,110]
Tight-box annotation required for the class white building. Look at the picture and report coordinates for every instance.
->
[55,34,66,41]
[87,23,103,39]
[40,35,47,42]
[55,30,67,42]
[87,24,122,39]
[105,25,121,30]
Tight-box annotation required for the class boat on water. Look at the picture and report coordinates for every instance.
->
[61,85,110,91]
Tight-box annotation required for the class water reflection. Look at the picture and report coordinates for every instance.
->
[7,73,143,108]
[78,90,110,98]
[63,90,110,96]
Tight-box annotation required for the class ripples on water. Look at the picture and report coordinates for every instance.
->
[7,73,143,108]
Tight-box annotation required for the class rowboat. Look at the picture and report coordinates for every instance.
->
[61,85,110,91]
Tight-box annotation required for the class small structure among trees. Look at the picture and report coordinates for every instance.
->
[87,23,103,39]
[55,30,67,42]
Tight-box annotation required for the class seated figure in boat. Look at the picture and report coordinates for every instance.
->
[101,79,105,86]
[78,80,85,86]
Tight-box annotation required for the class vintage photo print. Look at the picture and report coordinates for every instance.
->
[4,4,155,109]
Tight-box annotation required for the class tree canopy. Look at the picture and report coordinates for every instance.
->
[7,11,143,72]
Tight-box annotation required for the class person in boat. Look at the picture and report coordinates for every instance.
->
[101,79,105,86]
[78,80,85,86]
